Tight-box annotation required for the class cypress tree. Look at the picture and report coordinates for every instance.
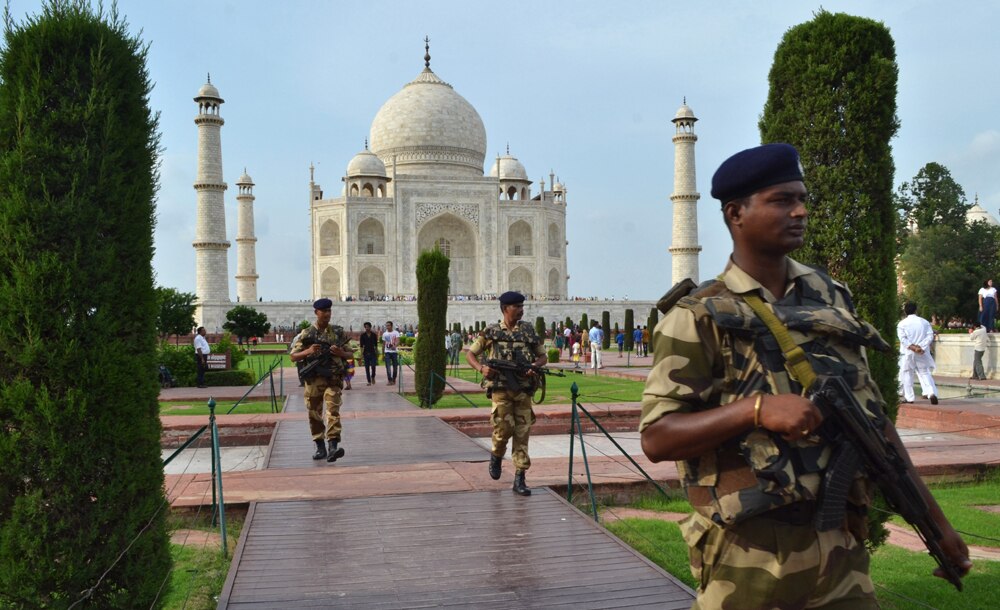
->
[601,311,611,349]
[760,11,899,549]
[624,309,635,351]
[759,9,900,420]
[580,313,589,331]
[0,2,170,605]
[565,316,573,330]
[647,307,659,350]
[535,316,546,341]
[415,248,449,407]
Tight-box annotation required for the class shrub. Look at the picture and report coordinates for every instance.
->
[624,309,635,351]
[214,331,246,369]
[547,348,560,363]
[205,369,255,387]
[158,343,197,387]
[415,249,449,406]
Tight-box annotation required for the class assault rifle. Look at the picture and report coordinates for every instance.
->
[810,375,965,591]
[297,337,334,383]
[483,357,566,403]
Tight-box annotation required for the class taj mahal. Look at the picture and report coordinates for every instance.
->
[192,42,700,331]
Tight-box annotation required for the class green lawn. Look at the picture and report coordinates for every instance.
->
[600,476,1000,608]
[403,367,645,408]
[161,512,243,609]
[160,400,279,415]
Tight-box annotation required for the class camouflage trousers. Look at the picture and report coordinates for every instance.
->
[490,390,536,471]
[680,510,877,609]
[304,376,344,441]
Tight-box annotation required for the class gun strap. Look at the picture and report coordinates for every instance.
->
[743,293,817,391]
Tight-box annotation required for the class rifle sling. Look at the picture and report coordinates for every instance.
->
[742,293,817,391]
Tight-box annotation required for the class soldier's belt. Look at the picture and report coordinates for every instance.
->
[759,501,816,526]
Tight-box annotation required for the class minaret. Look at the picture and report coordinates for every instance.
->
[192,75,230,304]
[668,99,701,284]
[235,169,258,303]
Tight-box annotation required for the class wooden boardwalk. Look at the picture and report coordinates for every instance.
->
[219,382,695,607]
[219,489,693,609]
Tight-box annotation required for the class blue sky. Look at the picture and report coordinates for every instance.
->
[8,0,999,300]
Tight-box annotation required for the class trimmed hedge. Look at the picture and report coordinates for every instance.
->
[205,369,256,387]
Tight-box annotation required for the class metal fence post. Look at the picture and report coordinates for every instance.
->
[209,397,228,556]
[567,382,578,503]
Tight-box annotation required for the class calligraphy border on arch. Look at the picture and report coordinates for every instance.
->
[416,203,480,229]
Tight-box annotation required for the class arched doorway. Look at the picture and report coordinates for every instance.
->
[320,267,341,299]
[358,266,386,298]
[509,267,532,296]
[418,213,477,295]
[320,220,340,256]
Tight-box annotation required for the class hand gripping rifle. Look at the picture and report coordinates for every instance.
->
[810,375,964,591]
[483,357,565,404]
[296,337,333,383]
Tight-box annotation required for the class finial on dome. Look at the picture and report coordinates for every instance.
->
[424,36,431,69]
[364,138,369,151]
[309,162,315,182]
[683,95,686,105]
[207,72,211,84]
[506,142,510,155]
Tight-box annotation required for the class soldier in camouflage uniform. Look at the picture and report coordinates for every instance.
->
[640,144,970,609]
[466,291,548,496]
[290,298,354,463]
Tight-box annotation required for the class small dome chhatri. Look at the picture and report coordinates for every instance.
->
[490,151,528,181]
[347,141,387,178]
[236,169,254,185]
[195,73,222,101]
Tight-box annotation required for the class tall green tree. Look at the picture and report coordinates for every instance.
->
[0,2,170,605]
[900,222,1000,324]
[223,305,271,347]
[155,286,197,343]
[897,162,969,234]
[415,248,449,407]
[601,311,611,349]
[759,9,900,419]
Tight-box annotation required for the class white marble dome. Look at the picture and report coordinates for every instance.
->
[967,202,999,226]
[489,154,528,181]
[673,103,696,121]
[369,67,487,177]
[236,170,254,185]
[196,81,222,100]
[347,148,387,177]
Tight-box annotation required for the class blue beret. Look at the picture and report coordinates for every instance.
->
[711,143,804,205]
[313,298,333,310]
[499,291,525,305]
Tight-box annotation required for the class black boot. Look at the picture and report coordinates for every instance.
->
[312,439,327,460]
[489,454,502,480]
[513,470,531,496]
[326,439,345,463]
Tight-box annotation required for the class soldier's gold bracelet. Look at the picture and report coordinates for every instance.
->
[753,394,764,429]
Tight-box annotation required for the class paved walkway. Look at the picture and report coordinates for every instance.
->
[161,368,1000,606]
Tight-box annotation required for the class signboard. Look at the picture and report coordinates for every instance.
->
[206,353,230,370]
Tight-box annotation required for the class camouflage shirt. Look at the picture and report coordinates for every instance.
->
[641,257,890,525]
[290,323,351,381]
[469,320,546,390]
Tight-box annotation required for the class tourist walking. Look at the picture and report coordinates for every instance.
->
[359,322,379,385]
[382,321,400,385]
[970,323,988,380]
[898,301,938,404]
[588,321,604,369]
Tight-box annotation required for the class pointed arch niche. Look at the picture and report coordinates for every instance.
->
[508,220,533,256]
[320,267,341,299]
[418,213,478,295]
[508,267,533,295]
[319,219,341,256]
[357,217,385,255]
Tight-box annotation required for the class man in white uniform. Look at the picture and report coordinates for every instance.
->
[897,301,938,404]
